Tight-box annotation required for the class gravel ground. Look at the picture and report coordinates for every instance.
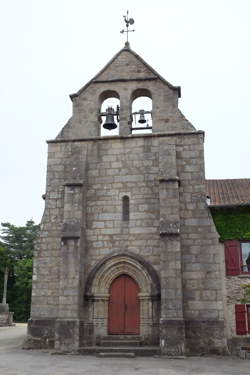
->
[0,324,249,375]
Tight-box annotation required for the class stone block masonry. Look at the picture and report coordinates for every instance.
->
[25,45,228,355]
[26,131,227,354]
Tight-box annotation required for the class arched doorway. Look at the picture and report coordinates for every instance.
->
[84,253,161,345]
[108,274,139,335]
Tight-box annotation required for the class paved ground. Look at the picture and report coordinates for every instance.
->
[0,324,249,375]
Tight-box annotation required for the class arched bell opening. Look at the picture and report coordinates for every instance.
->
[99,90,120,136]
[131,89,152,135]
[84,253,161,345]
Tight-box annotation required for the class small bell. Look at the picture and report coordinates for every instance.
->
[138,109,146,124]
[103,107,117,130]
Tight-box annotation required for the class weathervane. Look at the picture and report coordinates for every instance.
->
[120,11,135,45]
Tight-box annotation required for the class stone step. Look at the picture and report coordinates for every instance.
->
[100,335,140,341]
[79,346,160,357]
[99,340,141,347]
[98,352,135,358]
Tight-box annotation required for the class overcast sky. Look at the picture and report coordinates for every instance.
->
[0,0,249,226]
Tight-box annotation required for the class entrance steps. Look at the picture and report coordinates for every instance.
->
[99,335,141,347]
[79,335,160,357]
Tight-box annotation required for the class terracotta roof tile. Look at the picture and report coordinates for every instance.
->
[205,179,250,206]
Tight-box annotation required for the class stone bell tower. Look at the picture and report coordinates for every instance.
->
[25,42,227,355]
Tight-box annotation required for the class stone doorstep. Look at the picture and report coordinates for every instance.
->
[79,346,161,357]
[98,352,136,358]
[99,335,141,347]
[99,335,141,340]
[155,355,186,359]
[99,340,141,347]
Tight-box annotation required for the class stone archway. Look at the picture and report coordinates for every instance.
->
[84,253,160,345]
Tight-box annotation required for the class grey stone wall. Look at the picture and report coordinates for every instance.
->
[176,134,227,353]
[226,274,250,355]
[177,134,225,322]
[58,48,195,139]
[27,45,228,354]
[29,131,227,353]
[85,136,160,273]
[225,276,250,338]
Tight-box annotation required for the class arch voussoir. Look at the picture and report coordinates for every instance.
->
[90,256,152,295]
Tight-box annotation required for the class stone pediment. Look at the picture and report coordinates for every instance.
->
[70,44,181,99]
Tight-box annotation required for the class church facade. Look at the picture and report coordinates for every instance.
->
[25,44,229,355]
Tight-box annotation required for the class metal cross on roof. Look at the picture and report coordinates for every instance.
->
[120,10,135,45]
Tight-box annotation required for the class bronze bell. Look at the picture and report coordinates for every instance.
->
[138,109,146,124]
[103,107,117,130]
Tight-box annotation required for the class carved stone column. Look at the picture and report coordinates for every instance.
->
[92,294,110,337]
[138,293,152,340]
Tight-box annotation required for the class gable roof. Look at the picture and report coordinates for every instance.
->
[206,179,250,207]
[70,43,181,100]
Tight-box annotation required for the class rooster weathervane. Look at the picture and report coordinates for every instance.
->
[120,11,135,45]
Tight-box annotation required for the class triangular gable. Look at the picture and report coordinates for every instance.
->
[70,44,181,100]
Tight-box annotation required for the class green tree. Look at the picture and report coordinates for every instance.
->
[11,258,34,321]
[0,220,39,260]
[0,243,10,303]
[0,220,39,321]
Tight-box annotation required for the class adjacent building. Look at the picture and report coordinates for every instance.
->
[206,179,250,355]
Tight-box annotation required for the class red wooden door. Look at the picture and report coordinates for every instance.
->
[108,275,140,335]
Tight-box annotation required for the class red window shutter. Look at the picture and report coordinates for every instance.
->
[248,306,250,334]
[224,240,241,276]
[235,304,247,335]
